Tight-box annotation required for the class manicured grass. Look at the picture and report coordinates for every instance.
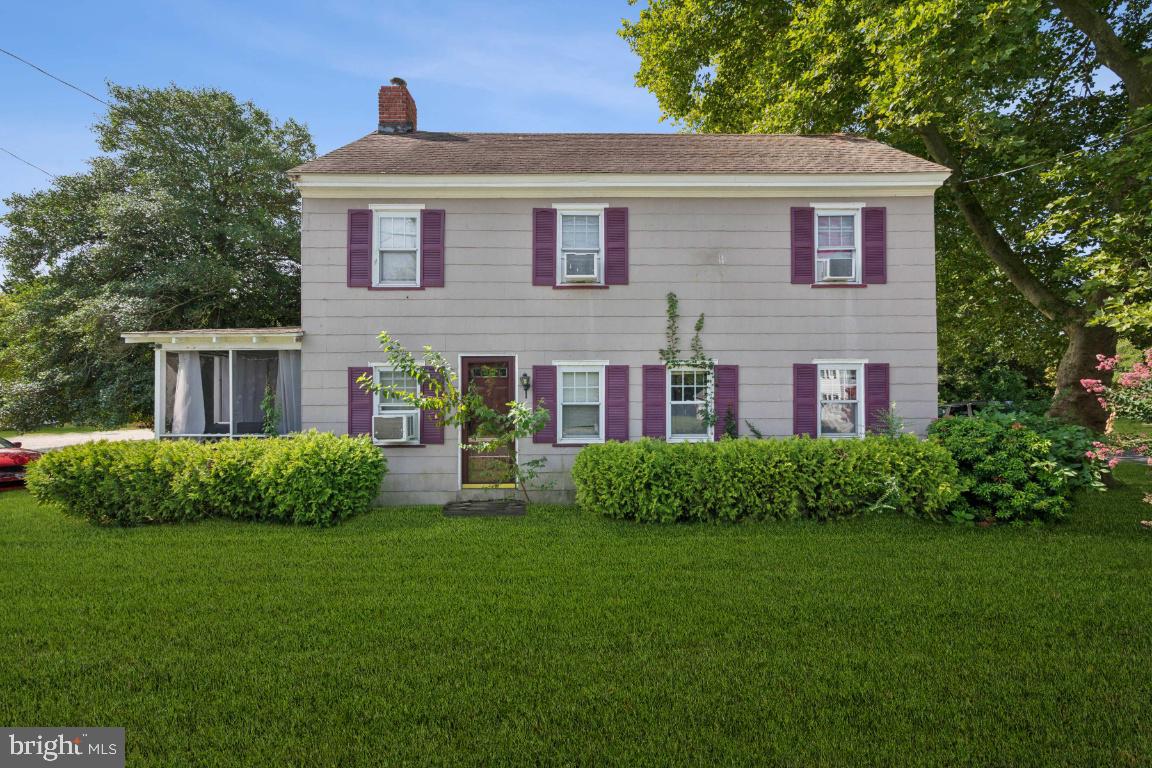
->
[1113,416,1152,437]
[2,468,1151,767]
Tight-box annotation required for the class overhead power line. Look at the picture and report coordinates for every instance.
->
[0,46,109,106]
[0,145,57,179]
[960,118,1152,184]
[0,47,108,180]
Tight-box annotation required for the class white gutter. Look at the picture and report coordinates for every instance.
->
[292,171,952,199]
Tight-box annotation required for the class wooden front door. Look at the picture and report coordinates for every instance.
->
[461,357,516,486]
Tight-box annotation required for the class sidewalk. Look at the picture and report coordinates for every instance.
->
[8,429,153,451]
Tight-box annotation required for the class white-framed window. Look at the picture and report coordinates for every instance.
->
[371,206,422,287]
[372,365,420,444]
[817,362,864,438]
[668,367,713,442]
[556,362,606,443]
[812,204,863,284]
[554,203,606,285]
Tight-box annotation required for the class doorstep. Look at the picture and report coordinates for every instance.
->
[443,499,526,517]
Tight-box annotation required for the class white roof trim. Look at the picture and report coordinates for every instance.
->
[122,329,303,350]
[294,171,951,199]
[551,202,608,211]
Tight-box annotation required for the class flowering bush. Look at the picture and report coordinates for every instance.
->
[928,412,1102,524]
[1081,349,1152,515]
[1081,350,1152,423]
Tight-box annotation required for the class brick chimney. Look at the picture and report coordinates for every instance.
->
[378,77,417,134]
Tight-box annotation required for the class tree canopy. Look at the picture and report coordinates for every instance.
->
[0,84,314,429]
[622,0,1152,429]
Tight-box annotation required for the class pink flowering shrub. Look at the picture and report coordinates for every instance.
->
[1082,350,1152,423]
[1081,349,1152,511]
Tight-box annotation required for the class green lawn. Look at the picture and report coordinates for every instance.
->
[2,468,1151,767]
[1113,416,1152,437]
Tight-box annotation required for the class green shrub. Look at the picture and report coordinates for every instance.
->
[25,432,387,527]
[1000,411,1103,492]
[572,436,959,523]
[249,431,385,526]
[927,412,1090,523]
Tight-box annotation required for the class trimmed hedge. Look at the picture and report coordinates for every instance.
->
[572,436,960,523]
[25,431,387,527]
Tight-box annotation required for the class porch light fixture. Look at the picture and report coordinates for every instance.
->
[520,372,531,397]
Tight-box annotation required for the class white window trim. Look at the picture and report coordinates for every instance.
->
[811,203,864,285]
[556,362,606,445]
[371,208,422,288]
[666,365,715,443]
[554,205,606,286]
[371,364,420,445]
[815,360,865,439]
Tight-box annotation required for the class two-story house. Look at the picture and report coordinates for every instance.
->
[128,79,949,505]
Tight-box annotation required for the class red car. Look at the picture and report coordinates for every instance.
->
[0,437,41,487]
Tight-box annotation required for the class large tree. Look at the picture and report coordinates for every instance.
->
[622,0,1152,430]
[0,84,314,429]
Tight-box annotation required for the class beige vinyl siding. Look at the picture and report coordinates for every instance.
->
[300,196,938,505]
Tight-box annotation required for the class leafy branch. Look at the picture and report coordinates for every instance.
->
[359,332,552,502]
[658,292,717,430]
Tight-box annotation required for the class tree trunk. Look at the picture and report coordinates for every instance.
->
[1047,321,1118,432]
[917,125,1079,324]
[916,124,1122,431]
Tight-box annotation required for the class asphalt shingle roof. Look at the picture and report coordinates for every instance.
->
[289,132,947,176]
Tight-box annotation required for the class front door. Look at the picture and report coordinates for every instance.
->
[461,357,516,486]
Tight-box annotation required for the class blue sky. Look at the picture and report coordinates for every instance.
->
[0,0,667,278]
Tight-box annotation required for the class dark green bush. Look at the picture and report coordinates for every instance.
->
[572,436,959,523]
[25,431,387,527]
[927,412,1098,523]
[998,411,1103,492]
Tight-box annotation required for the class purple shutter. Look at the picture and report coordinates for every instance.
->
[348,367,373,436]
[713,365,739,440]
[532,208,557,286]
[862,207,887,284]
[604,207,629,285]
[790,207,815,284]
[641,365,667,439]
[605,364,629,441]
[532,365,557,443]
[421,209,445,287]
[864,363,890,434]
[348,209,372,288]
[792,364,818,436]
[419,366,444,444]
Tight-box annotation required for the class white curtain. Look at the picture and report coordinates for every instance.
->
[231,354,266,427]
[277,350,302,434]
[171,352,205,435]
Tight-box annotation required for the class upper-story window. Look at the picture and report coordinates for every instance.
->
[818,362,864,438]
[555,204,605,285]
[557,363,605,443]
[668,367,712,442]
[372,365,419,444]
[372,207,422,287]
[813,205,862,284]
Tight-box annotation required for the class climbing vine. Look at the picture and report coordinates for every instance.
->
[659,292,716,430]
